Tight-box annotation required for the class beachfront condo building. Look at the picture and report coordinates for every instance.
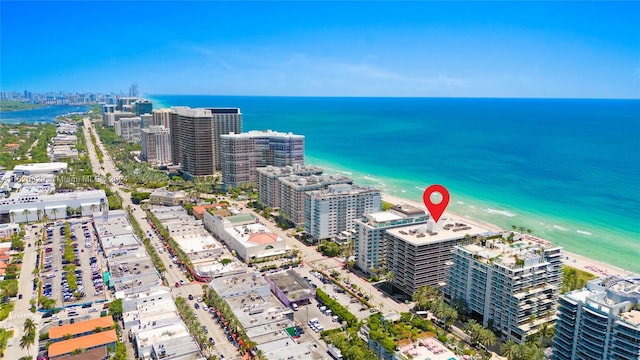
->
[354,205,428,275]
[152,108,172,129]
[386,219,489,297]
[445,238,562,344]
[220,130,305,188]
[169,106,242,177]
[141,125,172,165]
[280,173,353,227]
[552,277,640,360]
[305,183,381,241]
[114,116,142,142]
[256,165,324,208]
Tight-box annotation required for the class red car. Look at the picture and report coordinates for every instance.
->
[175,282,180,288]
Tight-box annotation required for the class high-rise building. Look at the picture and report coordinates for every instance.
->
[445,238,562,343]
[552,277,640,360]
[220,130,305,188]
[114,117,142,142]
[152,108,172,129]
[354,205,428,275]
[385,220,489,298]
[129,82,139,97]
[256,165,324,209]
[117,97,139,111]
[305,184,381,241]
[134,99,153,116]
[141,125,172,165]
[169,106,242,177]
[279,173,352,227]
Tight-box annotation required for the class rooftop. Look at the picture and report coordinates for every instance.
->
[48,329,117,358]
[49,315,114,339]
[458,236,560,268]
[265,270,314,301]
[387,217,491,245]
[222,129,304,139]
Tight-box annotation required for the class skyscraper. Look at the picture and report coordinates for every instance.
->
[141,125,172,165]
[220,130,305,188]
[129,82,139,97]
[552,277,640,360]
[169,106,242,177]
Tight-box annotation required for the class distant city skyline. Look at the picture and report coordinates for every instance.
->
[1,1,639,99]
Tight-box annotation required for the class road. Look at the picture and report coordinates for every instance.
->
[1,225,43,359]
[83,118,246,358]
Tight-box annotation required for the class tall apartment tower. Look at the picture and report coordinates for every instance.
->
[152,108,172,129]
[169,107,242,177]
[129,82,139,97]
[552,277,640,360]
[354,205,428,275]
[445,238,563,343]
[220,130,305,188]
[256,165,324,209]
[305,184,381,241]
[141,125,172,165]
[279,173,353,227]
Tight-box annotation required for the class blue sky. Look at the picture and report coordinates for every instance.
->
[1,1,639,98]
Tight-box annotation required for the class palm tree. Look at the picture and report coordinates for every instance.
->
[10,211,16,223]
[500,340,517,360]
[23,318,36,334]
[19,331,35,356]
[51,208,59,220]
[22,209,30,223]
[37,209,43,222]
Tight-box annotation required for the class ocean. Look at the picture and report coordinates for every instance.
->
[3,97,639,272]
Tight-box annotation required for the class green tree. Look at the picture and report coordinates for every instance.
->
[109,299,123,319]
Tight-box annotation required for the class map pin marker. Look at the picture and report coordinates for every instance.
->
[423,184,450,223]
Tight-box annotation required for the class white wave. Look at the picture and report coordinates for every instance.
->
[553,225,568,231]
[468,205,476,209]
[576,230,592,236]
[363,175,381,182]
[401,189,406,193]
[415,186,423,191]
[456,201,465,205]
[336,170,352,175]
[485,208,516,218]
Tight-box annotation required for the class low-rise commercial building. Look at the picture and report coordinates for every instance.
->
[0,189,107,223]
[204,210,287,263]
[149,189,187,206]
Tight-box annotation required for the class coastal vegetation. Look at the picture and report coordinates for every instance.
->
[0,123,55,168]
[0,100,43,111]
[561,266,597,293]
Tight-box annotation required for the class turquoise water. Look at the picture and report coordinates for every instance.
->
[149,95,639,273]
[0,105,90,123]
[6,96,640,272]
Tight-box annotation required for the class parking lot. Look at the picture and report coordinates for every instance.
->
[39,218,107,309]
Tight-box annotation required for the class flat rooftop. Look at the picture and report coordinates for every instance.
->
[387,217,491,245]
[368,211,403,223]
[460,238,559,267]
[265,270,314,302]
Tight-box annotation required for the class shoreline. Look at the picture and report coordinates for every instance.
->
[381,193,638,279]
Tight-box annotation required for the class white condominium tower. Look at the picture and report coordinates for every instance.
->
[446,238,562,343]
[354,205,428,275]
[305,184,381,241]
[220,130,304,188]
[552,277,640,360]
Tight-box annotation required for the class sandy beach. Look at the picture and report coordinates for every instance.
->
[382,193,637,279]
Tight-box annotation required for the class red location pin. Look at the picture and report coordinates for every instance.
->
[423,184,450,223]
